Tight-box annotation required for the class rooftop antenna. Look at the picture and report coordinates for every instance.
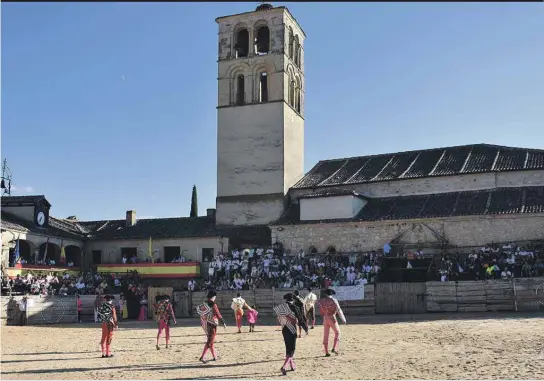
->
[1,159,13,196]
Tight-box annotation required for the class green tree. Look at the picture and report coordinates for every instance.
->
[190,185,198,217]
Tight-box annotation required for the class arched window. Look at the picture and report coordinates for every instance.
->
[288,77,295,107]
[288,27,294,59]
[294,36,300,67]
[295,77,301,113]
[235,28,249,58]
[236,75,245,105]
[259,72,268,102]
[255,26,270,55]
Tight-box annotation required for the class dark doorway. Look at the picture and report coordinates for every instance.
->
[201,248,214,263]
[65,245,82,266]
[92,250,102,265]
[164,246,181,263]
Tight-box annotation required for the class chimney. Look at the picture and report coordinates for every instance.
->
[206,208,216,218]
[126,210,136,227]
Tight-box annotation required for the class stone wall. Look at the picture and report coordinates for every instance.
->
[289,170,544,200]
[275,213,544,253]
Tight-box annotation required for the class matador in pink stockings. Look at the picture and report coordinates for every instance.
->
[317,288,346,357]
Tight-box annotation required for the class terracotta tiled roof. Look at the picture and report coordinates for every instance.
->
[293,144,544,189]
[273,186,544,225]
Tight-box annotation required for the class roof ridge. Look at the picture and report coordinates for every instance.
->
[315,143,541,164]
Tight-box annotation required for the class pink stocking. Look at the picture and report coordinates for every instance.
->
[210,345,217,359]
[106,344,111,356]
[282,356,291,369]
[101,343,105,354]
[289,357,296,370]
[201,346,209,359]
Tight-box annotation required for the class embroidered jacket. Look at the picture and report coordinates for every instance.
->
[197,300,225,332]
[274,302,308,335]
[317,296,346,324]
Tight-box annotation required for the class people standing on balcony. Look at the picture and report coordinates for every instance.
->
[318,289,346,357]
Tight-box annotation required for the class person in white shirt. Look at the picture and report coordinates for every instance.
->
[501,268,512,279]
[188,279,196,291]
[303,288,317,329]
[18,297,28,326]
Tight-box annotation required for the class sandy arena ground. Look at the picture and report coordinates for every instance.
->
[1,313,544,380]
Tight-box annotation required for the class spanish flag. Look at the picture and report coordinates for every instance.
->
[148,237,154,263]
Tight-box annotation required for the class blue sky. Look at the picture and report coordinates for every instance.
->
[2,2,543,221]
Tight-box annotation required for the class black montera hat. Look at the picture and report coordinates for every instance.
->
[293,290,300,296]
[104,294,115,301]
[324,289,336,296]
[283,293,295,302]
[207,290,217,299]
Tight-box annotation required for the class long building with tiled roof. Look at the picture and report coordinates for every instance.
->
[270,143,544,254]
[293,144,544,189]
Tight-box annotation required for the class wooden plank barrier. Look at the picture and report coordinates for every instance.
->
[485,279,515,312]
[513,278,544,312]
[456,281,486,312]
[26,296,78,325]
[426,282,457,312]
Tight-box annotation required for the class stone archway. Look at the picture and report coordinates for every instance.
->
[65,245,82,267]
[38,242,61,264]
[8,239,32,266]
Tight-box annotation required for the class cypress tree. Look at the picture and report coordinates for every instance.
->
[190,185,198,217]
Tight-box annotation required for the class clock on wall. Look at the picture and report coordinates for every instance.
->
[36,211,46,227]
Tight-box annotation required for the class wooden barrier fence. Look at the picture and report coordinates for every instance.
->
[425,278,543,313]
[3,278,542,324]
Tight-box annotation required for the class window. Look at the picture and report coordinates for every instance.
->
[259,72,268,102]
[202,248,214,263]
[121,247,137,258]
[289,78,295,107]
[236,75,245,105]
[288,27,294,59]
[92,250,102,265]
[294,36,300,67]
[164,246,181,263]
[296,46,302,67]
[295,78,301,113]
[255,26,270,54]
[235,29,249,58]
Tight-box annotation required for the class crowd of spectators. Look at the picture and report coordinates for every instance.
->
[436,241,544,282]
[1,270,145,297]
[194,248,383,291]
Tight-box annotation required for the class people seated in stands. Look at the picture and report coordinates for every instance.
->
[130,254,138,264]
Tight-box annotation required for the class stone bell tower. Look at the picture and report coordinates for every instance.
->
[215,4,306,226]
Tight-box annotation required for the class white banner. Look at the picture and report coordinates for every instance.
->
[329,285,365,301]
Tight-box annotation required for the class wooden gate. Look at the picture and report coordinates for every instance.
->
[375,282,427,314]
[173,291,192,318]
[147,287,173,319]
